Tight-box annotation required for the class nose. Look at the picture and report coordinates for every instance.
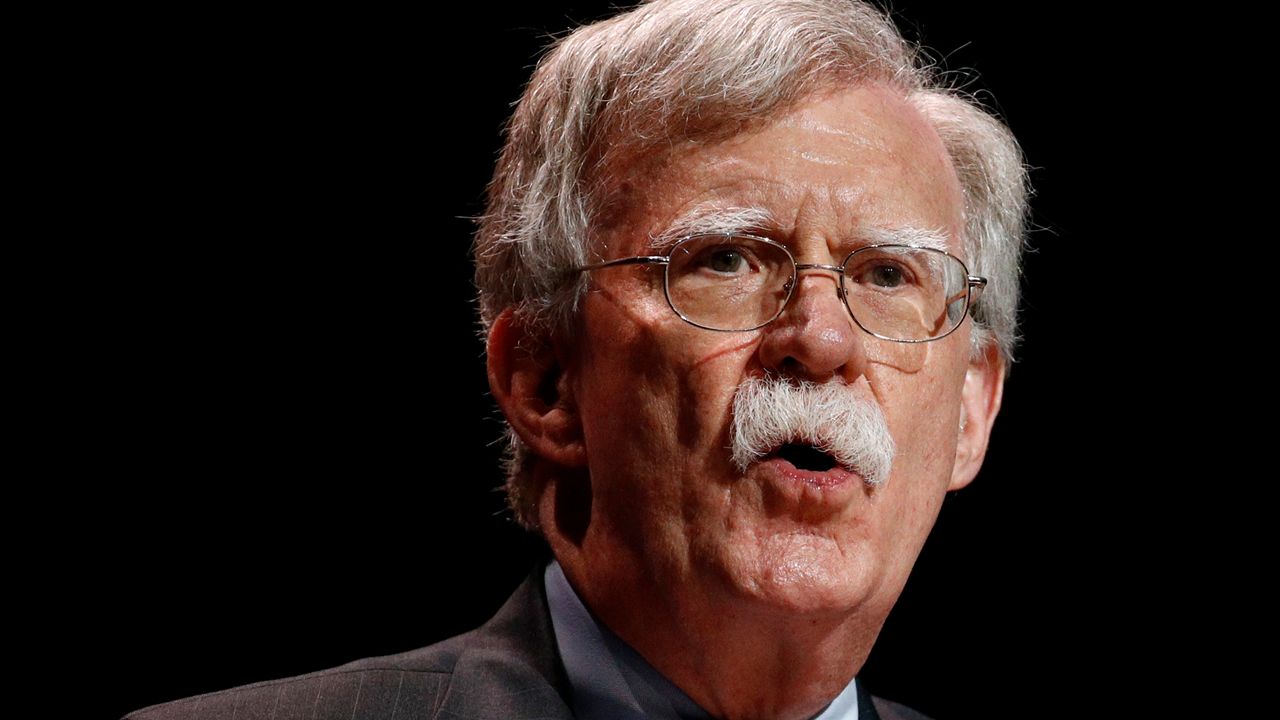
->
[757,267,867,383]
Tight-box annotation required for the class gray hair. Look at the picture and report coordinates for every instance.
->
[731,375,896,489]
[473,0,1030,529]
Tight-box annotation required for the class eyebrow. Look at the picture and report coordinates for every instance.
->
[647,205,777,251]
[861,226,952,253]
[647,208,954,255]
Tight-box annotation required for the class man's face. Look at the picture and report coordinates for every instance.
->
[563,84,982,622]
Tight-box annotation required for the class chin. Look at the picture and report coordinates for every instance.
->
[708,526,886,616]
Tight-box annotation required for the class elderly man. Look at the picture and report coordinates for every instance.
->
[126,1,1026,719]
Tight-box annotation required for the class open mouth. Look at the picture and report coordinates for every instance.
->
[771,443,839,472]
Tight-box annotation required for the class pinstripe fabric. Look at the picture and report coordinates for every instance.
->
[124,565,924,720]
[125,568,570,720]
[128,669,447,720]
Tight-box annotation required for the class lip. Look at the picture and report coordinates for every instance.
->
[754,455,864,514]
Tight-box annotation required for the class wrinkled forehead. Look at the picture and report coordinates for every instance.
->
[589,84,965,258]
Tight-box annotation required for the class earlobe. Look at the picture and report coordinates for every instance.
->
[487,308,588,468]
[949,344,1006,492]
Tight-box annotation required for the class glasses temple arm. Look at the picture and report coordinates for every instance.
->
[942,277,987,308]
[576,256,670,272]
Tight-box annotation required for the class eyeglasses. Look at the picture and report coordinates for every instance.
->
[575,233,986,343]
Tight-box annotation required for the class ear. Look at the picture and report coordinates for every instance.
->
[487,307,588,468]
[948,342,1006,492]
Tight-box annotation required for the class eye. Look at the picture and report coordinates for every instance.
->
[705,248,747,274]
[845,249,921,290]
[691,244,757,276]
[668,235,788,290]
[867,263,906,288]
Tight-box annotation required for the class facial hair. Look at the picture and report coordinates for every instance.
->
[730,374,895,487]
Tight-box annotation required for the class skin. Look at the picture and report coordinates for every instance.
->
[488,83,1005,720]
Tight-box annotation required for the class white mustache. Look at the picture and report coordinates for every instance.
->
[730,375,895,487]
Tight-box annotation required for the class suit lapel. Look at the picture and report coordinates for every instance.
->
[435,565,574,719]
[856,678,882,720]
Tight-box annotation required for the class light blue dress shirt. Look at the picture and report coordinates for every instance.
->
[545,561,860,720]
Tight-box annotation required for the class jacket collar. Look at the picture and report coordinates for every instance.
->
[435,562,882,720]
[435,564,574,719]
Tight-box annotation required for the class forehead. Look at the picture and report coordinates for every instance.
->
[598,83,965,255]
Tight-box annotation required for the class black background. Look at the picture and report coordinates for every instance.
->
[93,2,1176,718]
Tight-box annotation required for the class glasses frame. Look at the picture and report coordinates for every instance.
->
[576,233,987,343]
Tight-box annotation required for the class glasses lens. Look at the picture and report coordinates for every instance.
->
[665,235,794,331]
[841,246,969,341]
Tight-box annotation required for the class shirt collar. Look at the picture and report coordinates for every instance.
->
[544,560,860,720]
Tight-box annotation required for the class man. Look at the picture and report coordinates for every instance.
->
[127,0,1027,718]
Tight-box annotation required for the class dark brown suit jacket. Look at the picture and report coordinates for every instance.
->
[126,568,931,719]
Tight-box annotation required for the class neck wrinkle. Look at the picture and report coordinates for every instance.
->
[551,546,880,720]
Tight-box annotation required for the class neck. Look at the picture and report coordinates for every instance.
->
[542,484,884,720]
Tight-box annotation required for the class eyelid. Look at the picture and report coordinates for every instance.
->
[845,248,930,285]
[656,230,773,255]
[684,235,767,258]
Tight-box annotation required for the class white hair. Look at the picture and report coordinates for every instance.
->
[473,0,1031,529]
[731,375,895,488]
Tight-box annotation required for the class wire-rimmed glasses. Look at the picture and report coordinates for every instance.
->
[575,233,986,343]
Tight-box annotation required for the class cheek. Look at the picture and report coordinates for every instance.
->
[870,376,961,567]
[576,289,758,465]
[676,334,762,442]
[866,339,927,373]
[577,341,678,463]
[573,294,760,554]
[874,351,966,490]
